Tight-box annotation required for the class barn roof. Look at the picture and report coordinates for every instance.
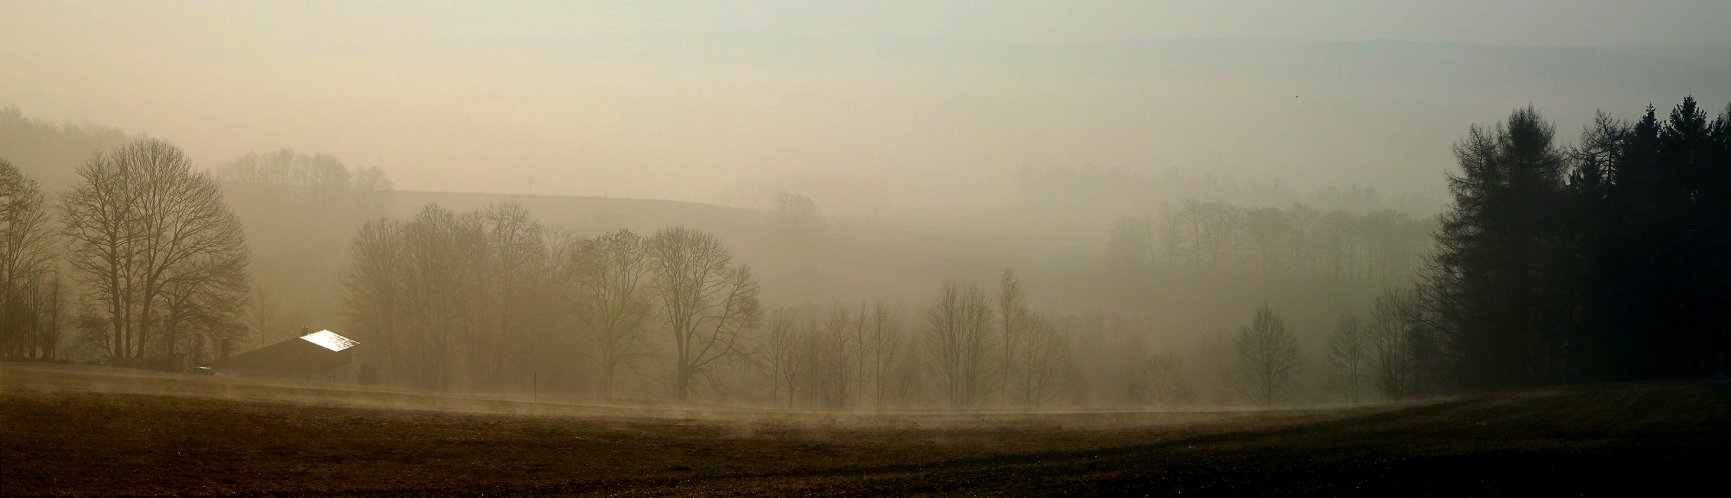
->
[214,329,358,377]
[301,330,358,352]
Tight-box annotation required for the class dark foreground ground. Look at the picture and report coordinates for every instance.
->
[3,364,1728,496]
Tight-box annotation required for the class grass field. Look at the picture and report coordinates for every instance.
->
[3,363,1728,496]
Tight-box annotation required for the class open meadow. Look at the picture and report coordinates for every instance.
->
[4,363,1728,496]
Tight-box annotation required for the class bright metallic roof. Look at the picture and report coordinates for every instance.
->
[299,329,358,352]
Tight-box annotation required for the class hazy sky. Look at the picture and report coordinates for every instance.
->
[3,1,1728,211]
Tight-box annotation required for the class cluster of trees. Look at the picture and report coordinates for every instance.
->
[1426,98,1731,390]
[1206,289,1442,407]
[215,148,392,191]
[1323,286,1439,403]
[343,203,559,391]
[760,301,908,409]
[825,295,1254,410]
[0,139,253,366]
[756,271,1095,409]
[769,191,824,241]
[1106,201,1433,285]
[62,140,251,364]
[343,210,764,399]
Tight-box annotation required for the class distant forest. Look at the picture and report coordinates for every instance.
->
[1,97,1726,409]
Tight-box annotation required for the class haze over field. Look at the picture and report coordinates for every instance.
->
[4,1,1728,213]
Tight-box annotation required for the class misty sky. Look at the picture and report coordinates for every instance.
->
[3,1,1728,212]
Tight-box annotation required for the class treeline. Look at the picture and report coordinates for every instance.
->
[1017,166,1439,217]
[1425,97,1731,390]
[0,106,131,191]
[343,213,1220,408]
[760,274,1090,409]
[344,207,768,401]
[215,148,392,191]
[1106,201,1433,285]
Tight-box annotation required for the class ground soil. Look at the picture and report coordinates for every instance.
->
[3,363,1728,496]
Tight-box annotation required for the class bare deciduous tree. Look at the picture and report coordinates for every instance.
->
[343,218,415,383]
[1012,312,1071,407]
[1235,303,1300,407]
[474,202,549,388]
[864,301,902,408]
[925,281,994,408]
[762,308,809,408]
[813,303,855,408]
[1367,286,1427,398]
[1327,313,1368,404]
[160,257,249,365]
[996,268,1028,404]
[567,228,654,399]
[1,159,59,358]
[647,226,762,402]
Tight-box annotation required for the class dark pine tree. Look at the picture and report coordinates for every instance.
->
[1431,106,1572,390]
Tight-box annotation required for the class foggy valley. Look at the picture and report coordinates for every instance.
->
[2,1,1729,496]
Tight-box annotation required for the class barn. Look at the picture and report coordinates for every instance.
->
[213,329,357,379]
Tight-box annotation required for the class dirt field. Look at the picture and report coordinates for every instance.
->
[3,363,1728,496]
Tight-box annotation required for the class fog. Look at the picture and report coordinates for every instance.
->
[5,1,1728,212]
[2,1,1729,412]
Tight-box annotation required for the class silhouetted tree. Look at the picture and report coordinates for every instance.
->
[995,268,1029,403]
[1011,312,1072,407]
[762,308,809,408]
[648,226,762,402]
[473,203,552,389]
[566,228,654,399]
[1235,303,1300,407]
[1429,106,1570,389]
[1327,313,1368,404]
[344,218,418,383]
[864,301,903,408]
[812,303,856,409]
